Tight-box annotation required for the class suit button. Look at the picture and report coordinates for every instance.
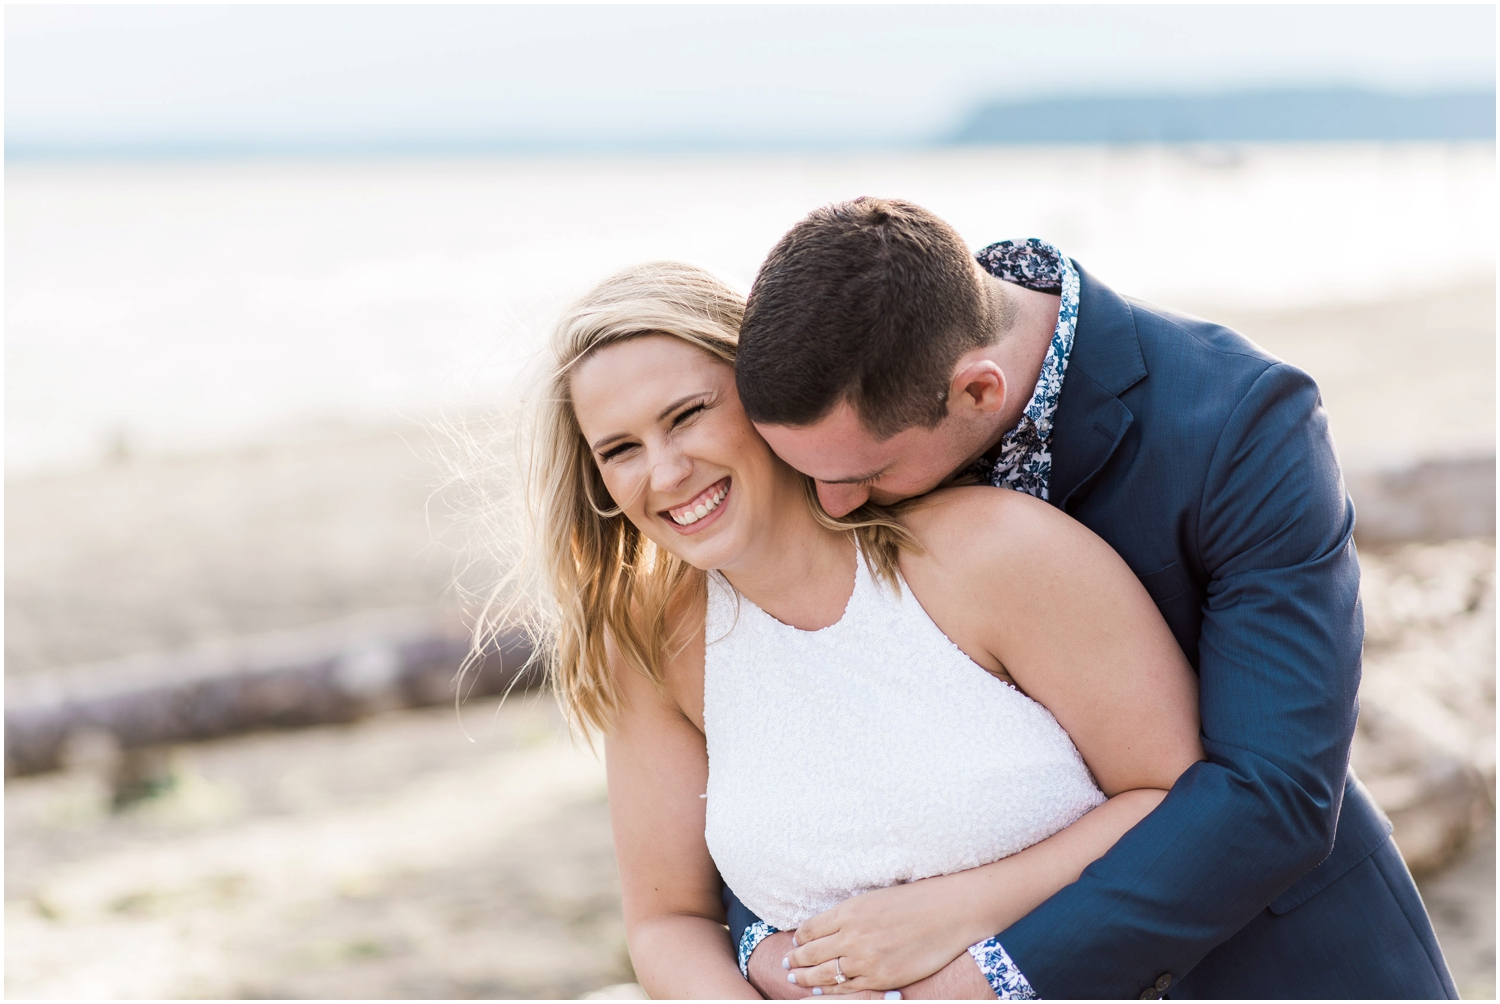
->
[1138,989,1160,1000]
[1156,973,1173,992]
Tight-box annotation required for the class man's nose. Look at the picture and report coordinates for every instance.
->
[816,481,869,518]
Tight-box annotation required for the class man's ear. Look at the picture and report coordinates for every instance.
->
[950,360,1007,415]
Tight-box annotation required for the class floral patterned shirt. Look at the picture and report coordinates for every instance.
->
[967,238,1081,502]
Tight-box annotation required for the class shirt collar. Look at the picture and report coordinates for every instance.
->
[966,239,1081,501]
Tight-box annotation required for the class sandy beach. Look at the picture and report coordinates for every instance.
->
[6,698,629,999]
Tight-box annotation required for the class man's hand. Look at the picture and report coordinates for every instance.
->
[782,878,986,994]
[898,954,997,1000]
[749,931,811,999]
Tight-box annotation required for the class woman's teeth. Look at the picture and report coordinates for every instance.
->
[670,484,728,525]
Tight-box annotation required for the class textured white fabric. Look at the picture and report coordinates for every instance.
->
[703,552,1105,932]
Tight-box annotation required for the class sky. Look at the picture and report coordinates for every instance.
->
[6,4,1496,153]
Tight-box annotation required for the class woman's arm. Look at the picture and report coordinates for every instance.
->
[606,625,761,1000]
[781,790,1166,995]
[780,487,1205,995]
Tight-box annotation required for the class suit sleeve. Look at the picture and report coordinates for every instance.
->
[996,362,1364,998]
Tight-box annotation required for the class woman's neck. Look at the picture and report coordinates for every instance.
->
[719,481,855,633]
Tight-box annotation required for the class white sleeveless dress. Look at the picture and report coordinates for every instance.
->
[703,551,1105,932]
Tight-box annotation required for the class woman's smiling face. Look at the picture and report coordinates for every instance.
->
[569,334,790,572]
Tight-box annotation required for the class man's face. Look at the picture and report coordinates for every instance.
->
[755,400,982,517]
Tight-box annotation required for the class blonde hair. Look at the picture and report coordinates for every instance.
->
[474,261,918,735]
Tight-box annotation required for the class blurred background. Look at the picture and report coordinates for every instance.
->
[6,5,1495,999]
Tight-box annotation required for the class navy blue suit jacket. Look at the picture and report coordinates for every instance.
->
[726,264,1456,998]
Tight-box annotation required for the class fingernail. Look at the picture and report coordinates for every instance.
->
[885,993,903,1001]
[787,972,797,984]
[791,934,800,947]
[812,990,823,997]
[782,957,790,970]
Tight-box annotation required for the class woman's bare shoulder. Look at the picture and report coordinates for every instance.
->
[900,485,1103,576]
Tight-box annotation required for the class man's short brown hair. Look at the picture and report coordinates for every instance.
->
[736,197,994,438]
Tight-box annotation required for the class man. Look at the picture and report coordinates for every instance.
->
[726,198,1455,999]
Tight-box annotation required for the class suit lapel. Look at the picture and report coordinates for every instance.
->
[1049,263,1148,512]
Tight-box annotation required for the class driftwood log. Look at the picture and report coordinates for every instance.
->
[1347,455,1495,545]
[5,610,537,777]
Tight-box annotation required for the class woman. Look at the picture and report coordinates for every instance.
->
[492,261,1202,999]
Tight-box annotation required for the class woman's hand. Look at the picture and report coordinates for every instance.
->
[752,928,994,1000]
[783,877,988,994]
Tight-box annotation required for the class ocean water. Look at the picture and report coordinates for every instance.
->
[7,143,1493,479]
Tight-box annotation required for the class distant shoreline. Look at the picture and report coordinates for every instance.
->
[9,88,1494,163]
